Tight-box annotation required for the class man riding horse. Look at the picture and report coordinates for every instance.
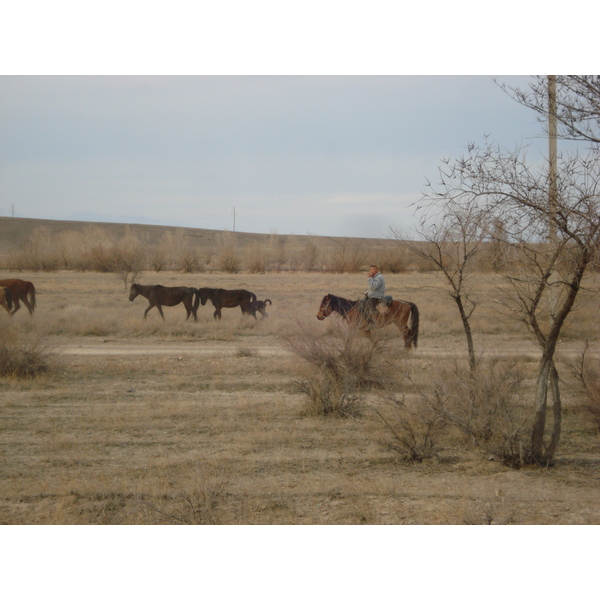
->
[358,264,387,329]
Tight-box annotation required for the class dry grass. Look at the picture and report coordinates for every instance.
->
[0,269,599,524]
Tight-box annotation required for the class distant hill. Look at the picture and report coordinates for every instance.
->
[0,216,403,271]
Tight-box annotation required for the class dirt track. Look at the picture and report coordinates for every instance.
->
[56,336,600,359]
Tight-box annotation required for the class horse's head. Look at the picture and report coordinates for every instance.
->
[198,288,208,305]
[129,283,140,302]
[316,294,333,320]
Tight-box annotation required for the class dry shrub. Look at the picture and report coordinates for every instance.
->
[570,342,600,433]
[217,232,241,273]
[280,319,392,418]
[137,478,227,524]
[245,241,270,273]
[375,358,530,465]
[375,247,412,274]
[179,251,204,273]
[0,322,54,377]
[327,241,368,273]
[428,358,532,466]
[374,393,447,462]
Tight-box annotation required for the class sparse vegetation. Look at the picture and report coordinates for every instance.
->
[0,261,598,524]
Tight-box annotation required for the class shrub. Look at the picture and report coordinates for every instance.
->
[374,358,530,465]
[0,323,54,377]
[326,241,368,273]
[217,232,241,273]
[427,358,532,466]
[374,392,447,462]
[571,342,600,434]
[281,320,392,418]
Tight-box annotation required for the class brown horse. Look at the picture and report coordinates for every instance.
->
[0,279,36,315]
[129,283,199,321]
[197,287,257,319]
[255,298,272,319]
[316,293,419,349]
[1,287,13,315]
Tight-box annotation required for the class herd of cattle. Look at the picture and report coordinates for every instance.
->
[0,278,272,321]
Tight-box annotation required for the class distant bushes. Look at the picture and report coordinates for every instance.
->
[6,223,508,274]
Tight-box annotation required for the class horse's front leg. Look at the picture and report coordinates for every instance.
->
[156,304,166,320]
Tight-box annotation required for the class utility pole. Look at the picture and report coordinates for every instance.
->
[548,75,558,245]
[232,207,236,232]
[547,76,559,319]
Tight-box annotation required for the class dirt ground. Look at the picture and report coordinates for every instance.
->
[1,270,599,525]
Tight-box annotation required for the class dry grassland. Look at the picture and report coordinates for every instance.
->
[1,269,599,524]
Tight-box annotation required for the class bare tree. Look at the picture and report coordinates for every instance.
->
[394,201,487,370]
[425,138,600,465]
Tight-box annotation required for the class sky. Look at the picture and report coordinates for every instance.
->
[1,75,554,238]
[0,3,593,240]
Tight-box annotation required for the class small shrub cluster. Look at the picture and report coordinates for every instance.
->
[281,321,392,418]
[374,358,531,466]
[0,323,53,377]
[374,393,447,462]
[571,343,600,434]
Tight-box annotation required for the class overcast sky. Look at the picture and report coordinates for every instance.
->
[1,3,591,240]
[1,75,555,238]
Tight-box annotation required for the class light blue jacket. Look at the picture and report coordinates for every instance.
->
[366,272,386,299]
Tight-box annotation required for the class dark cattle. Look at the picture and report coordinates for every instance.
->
[129,283,199,321]
[316,293,419,350]
[197,287,257,319]
[254,298,272,318]
[0,287,12,315]
[0,279,36,316]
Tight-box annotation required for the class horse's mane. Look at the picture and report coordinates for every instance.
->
[328,293,358,316]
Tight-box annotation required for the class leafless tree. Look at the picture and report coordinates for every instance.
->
[394,201,487,370]
[425,136,600,465]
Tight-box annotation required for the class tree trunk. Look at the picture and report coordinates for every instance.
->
[530,355,562,464]
[454,295,476,371]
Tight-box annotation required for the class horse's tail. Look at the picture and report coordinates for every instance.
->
[27,282,36,312]
[192,288,201,312]
[5,287,13,311]
[265,299,272,305]
[408,302,419,349]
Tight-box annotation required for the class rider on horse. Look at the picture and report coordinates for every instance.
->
[359,264,386,329]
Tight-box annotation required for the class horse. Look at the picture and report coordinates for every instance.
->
[129,283,199,321]
[197,287,258,319]
[254,298,272,319]
[0,279,36,316]
[316,293,419,349]
[0,287,13,315]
